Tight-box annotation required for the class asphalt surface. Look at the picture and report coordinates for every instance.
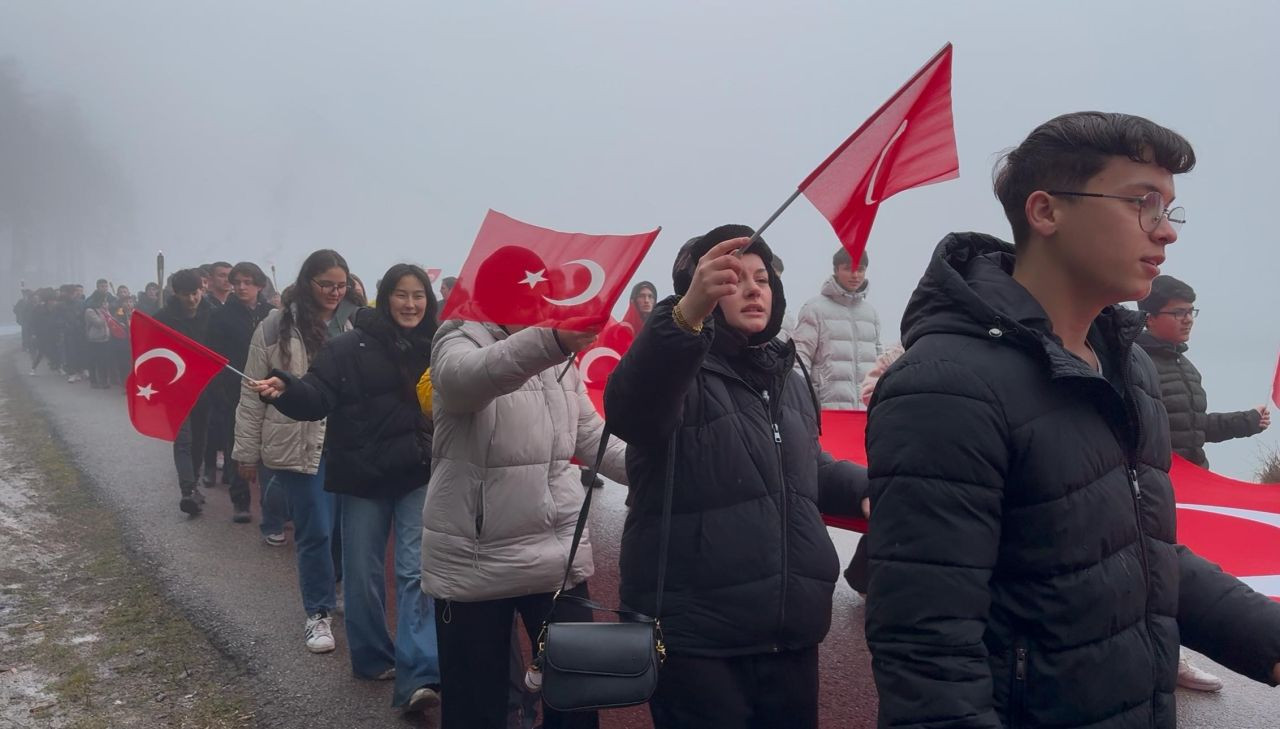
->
[4,334,1276,727]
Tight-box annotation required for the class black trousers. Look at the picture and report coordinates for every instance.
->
[649,646,820,729]
[434,582,597,729]
[87,341,112,387]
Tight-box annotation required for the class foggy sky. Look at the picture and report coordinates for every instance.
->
[2,0,1277,477]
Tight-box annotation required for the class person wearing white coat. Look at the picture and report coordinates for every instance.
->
[792,247,883,410]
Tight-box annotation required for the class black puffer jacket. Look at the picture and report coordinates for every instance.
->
[1136,332,1263,468]
[606,296,866,657]
[270,307,433,500]
[209,297,274,409]
[866,232,1280,729]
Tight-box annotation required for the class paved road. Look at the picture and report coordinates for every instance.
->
[5,335,1276,727]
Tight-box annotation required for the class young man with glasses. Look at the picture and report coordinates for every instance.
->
[1135,275,1272,693]
[865,112,1280,729]
[1139,274,1270,471]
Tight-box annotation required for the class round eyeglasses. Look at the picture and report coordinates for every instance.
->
[1047,190,1185,233]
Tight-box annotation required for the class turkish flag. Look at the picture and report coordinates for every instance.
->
[126,311,229,441]
[810,409,1280,600]
[441,210,661,329]
[576,305,644,392]
[800,43,958,264]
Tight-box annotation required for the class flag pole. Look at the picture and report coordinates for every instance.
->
[740,188,803,256]
[223,363,254,383]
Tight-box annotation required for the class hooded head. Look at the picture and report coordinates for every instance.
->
[672,224,787,347]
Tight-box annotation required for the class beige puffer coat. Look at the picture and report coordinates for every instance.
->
[423,321,627,602]
[232,308,343,474]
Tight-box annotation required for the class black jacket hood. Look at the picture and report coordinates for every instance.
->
[902,232,1147,372]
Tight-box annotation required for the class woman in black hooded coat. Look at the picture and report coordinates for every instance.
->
[254,264,442,715]
[604,225,868,729]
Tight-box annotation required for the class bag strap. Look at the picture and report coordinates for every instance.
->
[554,428,675,619]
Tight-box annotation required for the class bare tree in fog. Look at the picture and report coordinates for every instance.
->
[0,58,133,298]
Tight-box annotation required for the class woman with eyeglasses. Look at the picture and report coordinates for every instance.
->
[251,263,443,716]
[234,250,362,651]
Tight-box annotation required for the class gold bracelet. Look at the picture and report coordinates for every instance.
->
[672,299,703,334]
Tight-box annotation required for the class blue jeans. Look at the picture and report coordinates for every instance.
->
[260,461,335,616]
[257,466,292,537]
[340,488,440,707]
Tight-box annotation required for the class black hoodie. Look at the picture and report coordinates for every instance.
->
[865,232,1280,729]
[605,224,866,658]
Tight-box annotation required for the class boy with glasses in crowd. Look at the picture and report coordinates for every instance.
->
[1136,274,1271,692]
[865,111,1280,729]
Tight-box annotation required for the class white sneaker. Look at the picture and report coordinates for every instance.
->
[1177,654,1223,692]
[67,374,81,383]
[28,369,37,376]
[304,613,336,654]
[406,686,441,714]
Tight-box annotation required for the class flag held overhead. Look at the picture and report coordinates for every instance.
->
[799,43,959,263]
[441,210,661,330]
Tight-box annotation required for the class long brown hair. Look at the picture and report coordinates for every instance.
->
[278,250,364,368]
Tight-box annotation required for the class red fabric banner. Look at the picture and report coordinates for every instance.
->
[800,43,958,265]
[441,210,661,330]
[126,311,228,441]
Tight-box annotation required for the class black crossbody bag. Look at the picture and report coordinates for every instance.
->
[533,429,675,712]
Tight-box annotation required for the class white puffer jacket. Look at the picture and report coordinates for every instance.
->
[233,308,331,474]
[793,277,883,411]
[423,321,627,602]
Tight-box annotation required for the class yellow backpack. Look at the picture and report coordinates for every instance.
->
[417,367,433,415]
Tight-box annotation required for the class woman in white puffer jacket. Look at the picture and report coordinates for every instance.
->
[425,317,627,729]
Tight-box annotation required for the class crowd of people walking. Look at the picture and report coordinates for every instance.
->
[9,110,1280,728]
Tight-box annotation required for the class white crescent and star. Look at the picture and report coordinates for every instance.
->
[517,259,606,307]
[578,347,622,385]
[864,119,910,206]
[133,347,187,400]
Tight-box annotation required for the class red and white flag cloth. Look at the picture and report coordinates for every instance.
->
[440,210,661,330]
[126,311,228,441]
[812,411,1280,601]
[1270,350,1280,409]
[800,43,958,264]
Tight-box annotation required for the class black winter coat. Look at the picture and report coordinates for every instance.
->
[269,308,432,500]
[866,232,1280,729]
[1136,332,1263,468]
[208,298,274,409]
[605,297,867,658]
[154,299,212,347]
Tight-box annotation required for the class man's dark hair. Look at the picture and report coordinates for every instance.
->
[441,276,457,289]
[171,269,203,294]
[993,111,1196,246]
[210,261,232,271]
[144,282,159,293]
[1137,275,1196,314]
[96,278,109,286]
[197,265,213,277]
[229,261,268,287]
[771,255,785,275]
[832,247,868,270]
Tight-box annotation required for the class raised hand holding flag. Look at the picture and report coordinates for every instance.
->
[126,311,229,441]
[441,210,660,329]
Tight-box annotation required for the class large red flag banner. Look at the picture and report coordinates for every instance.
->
[800,43,958,265]
[126,311,228,441]
[813,411,1280,600]
[441,210,661,329]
